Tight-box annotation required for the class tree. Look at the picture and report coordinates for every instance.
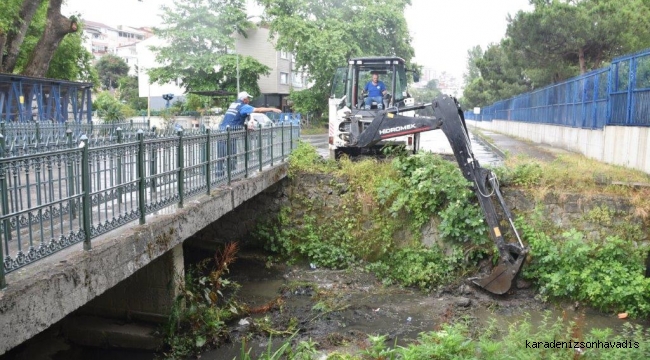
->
[259,0,415,116]
[506,0,650,85]
[410,79,441,116]
[117,75,147,110]
[96,54,130,90]
[460,42,530,109]
[0,0,91,81]
[93,91,136,122]
[463,45,483,86]
[148,0,271,95]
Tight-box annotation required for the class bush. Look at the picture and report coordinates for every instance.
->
[520,222,650,317]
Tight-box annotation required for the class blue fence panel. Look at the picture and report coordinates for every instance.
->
[465,47,650,129]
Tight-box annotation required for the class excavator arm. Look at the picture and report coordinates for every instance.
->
[349,94,528,295]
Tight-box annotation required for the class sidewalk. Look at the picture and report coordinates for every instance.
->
[470,128,571,163]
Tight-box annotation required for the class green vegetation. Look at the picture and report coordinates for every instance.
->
[259,0,415,116]
[163,243,242,359]
[258,142,650,316]
[92,91,136,122]
[95,54,129,90]
[256,142,490,291]
[521,223,650,318]
[1,0,89,79]
[237,315,650,359]
[149,0,270,96]
[496,152,650,211]
[462,0,650,109]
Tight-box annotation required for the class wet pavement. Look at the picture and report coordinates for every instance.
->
[301,129,503,167]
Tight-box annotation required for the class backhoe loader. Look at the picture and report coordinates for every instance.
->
[328,57,528,294]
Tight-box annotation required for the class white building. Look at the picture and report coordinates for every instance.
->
[137,25,310,111]
[136,36,186,110]
[81,20,152,75]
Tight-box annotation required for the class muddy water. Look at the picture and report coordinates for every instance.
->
[198,252,648,359]
[5,251,646,360]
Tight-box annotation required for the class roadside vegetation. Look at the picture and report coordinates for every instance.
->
[256,141,650,316]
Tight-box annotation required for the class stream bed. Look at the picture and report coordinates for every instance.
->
[3,250,648,360]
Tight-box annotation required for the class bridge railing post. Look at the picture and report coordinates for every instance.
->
[270,124,274,166]
[66,129,76,220]
[290,122,294,151]
[116,128,123,205]
[80,135,92,251]
[244,127,249,178]
[149,128,157,196]
[205,128,211,195]
[258,124,263,172]
[0,134,8,288]
[137,130,146,224]
[226,127,232,185]
[281,122,285,159]
[177,129,184,208]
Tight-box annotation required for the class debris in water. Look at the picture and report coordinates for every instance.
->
[618,312,629,319]
[373,308,380,312]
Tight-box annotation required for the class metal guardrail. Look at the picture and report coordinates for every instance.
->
[464,47,650,129]
[0,120,153,156]
[0,123,300,288]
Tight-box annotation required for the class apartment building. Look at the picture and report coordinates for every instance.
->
[233,26,309,111]
[138,24,310,111]
[82,20,153,73]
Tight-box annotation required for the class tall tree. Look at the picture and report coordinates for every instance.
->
[95,54,130,90]
[148,0,271,94]
[461,42,530,109]
[463,45,483,87]
[259,0,415,116]
[0,0,42,72]
[506,0,650,85]
[0,0,86,79]
[117,75,147,111]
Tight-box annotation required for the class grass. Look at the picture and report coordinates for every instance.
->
[493,151,650,216]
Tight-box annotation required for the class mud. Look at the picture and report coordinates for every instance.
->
[201,251,647,359]
[4,248,647,360]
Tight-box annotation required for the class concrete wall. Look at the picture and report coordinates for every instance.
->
[0,163,288,355]
[80,244,184,322]
[467,120,650,174]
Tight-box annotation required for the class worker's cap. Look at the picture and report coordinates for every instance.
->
[238,91,253,100]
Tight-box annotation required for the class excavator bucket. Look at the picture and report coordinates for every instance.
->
[470,249,526,295]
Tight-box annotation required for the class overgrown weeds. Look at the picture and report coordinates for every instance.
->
[235,315,650,359]
[162,243,242,359]
[257,142,490,292]
[495,152,650,213]
[519,221,650,318]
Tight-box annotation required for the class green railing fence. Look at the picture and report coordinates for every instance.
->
[0,123,300,288]
[0,120,153,156]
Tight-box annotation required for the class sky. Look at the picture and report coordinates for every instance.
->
[62,0,532,83]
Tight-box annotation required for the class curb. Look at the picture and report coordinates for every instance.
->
[469,127,507,160]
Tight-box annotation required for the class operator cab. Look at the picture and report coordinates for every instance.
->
[331,56,410,111]
[329,56,418,157]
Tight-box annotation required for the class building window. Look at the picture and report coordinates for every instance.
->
[280,72,288,85]
[280,51,288,59]
[292,72,303,87]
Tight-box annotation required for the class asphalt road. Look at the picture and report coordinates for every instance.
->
[300,130,502,166]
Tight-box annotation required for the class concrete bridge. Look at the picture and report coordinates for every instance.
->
[0,122,298,355]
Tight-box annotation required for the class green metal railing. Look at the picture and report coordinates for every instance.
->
[0,120,153,156]
[0,123,300,288]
